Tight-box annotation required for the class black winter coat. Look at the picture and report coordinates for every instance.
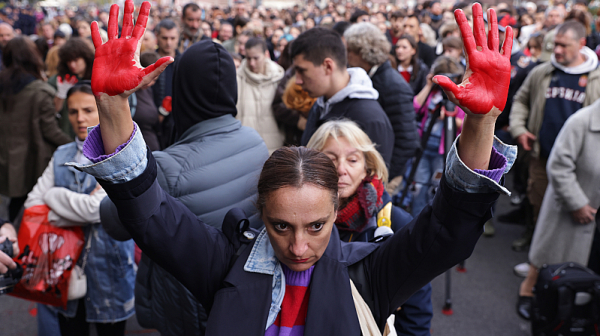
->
[371,61,420,178]
[98,150,499,335]
[409,59,430,96]
[300,98,395,168]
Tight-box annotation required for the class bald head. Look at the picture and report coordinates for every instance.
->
[0,23,15,49]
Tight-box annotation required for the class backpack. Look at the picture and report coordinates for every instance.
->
[531,262,600,336]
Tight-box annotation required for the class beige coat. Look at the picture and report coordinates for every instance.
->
[529,101,600,268]
[509,62,600,159]
[236,58,285,153]
[0,80,71,197]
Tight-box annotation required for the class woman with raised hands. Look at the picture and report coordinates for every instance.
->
[72,1,517,334]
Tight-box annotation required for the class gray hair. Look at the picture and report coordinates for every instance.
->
[344,22,391,66]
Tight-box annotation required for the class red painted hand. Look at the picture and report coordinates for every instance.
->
[90,0,173,96]
[434,3,513,115]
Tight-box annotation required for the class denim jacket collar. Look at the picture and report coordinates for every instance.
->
[244,228,278,275]
[243,228,285,330]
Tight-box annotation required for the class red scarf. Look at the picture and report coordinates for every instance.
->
[335,176,384,233]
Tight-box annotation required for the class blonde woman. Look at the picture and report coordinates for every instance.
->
[307,120,432,335]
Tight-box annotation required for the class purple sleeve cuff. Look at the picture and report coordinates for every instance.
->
[473,146,507,183]
[83,124,138,163]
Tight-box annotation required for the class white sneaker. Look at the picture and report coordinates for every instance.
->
[514,262,530,277]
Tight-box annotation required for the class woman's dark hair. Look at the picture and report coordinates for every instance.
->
[233,16,250,37]
[0,36,44,97]
[430,56,463,81]
[277,40,293,70]
[57,37,94,79]
[34,37,49,62]
[396,34,421,83]
[140,51,160,68]
[66,81,93,100]
[256,147,339,214]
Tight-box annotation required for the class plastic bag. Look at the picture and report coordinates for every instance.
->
[10,205,85,308]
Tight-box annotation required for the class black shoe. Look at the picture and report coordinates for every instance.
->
[517,295,533,320]
[498,207,527,224]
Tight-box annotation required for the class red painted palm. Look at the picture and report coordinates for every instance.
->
[434,3,513,116]
[91,0,172,96]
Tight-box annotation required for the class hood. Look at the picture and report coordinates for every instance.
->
[317,67,379,118]
[239,58,285,85]
[172,40,238,139]
[551,46,599,75]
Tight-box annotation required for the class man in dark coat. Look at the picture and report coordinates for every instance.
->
[294,28,394,168]
[345,22,420,181]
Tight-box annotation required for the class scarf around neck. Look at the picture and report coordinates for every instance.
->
[335,176,384,233]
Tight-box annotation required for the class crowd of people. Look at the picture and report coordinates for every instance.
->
[0,0,598,334]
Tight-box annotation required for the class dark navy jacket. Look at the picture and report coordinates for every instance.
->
[99,151,499,335]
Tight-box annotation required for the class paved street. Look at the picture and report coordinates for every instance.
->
[1,175,533,335]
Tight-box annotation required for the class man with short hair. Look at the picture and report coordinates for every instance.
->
[404,15,436,67]
[0,23,15,71]
[236,38,285,153]
[428,1,445,35]
[509,21,600,267]
[41,22,55,47]
[538,6,565,62]
[154,19,181,148]
[218,22,233,42]
[178,3,208,53]
[387,10,406,46]
[344,22,419,181]
[294,28,394,166]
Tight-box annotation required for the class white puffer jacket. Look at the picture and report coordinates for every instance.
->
[236,58,285,153]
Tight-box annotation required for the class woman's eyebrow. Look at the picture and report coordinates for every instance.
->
[265,215,331,225]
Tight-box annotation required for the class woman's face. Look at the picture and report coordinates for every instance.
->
[289,27,301,38]
[67,91,99,141]
[321,136,367,200]
[277,38,288,52]
[395,38,416,63]
[521,14,533,26]
[306,18,315,30]
[201,22,212,37]
[263,184,336,272]
[77,21,91,38]
[67,57,86,77]
[528,43,541,58]
[271,29,283,45]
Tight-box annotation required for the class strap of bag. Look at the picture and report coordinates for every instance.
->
[80,229,93,271]
[377,202,393,229]
[350,279,382,336]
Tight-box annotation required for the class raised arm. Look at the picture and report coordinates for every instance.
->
[90,0,173,154]
[365,3,515,324]
[434,3,513,170]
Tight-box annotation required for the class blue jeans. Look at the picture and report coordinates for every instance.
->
[411,149,444,218]
[37,303,61,336]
